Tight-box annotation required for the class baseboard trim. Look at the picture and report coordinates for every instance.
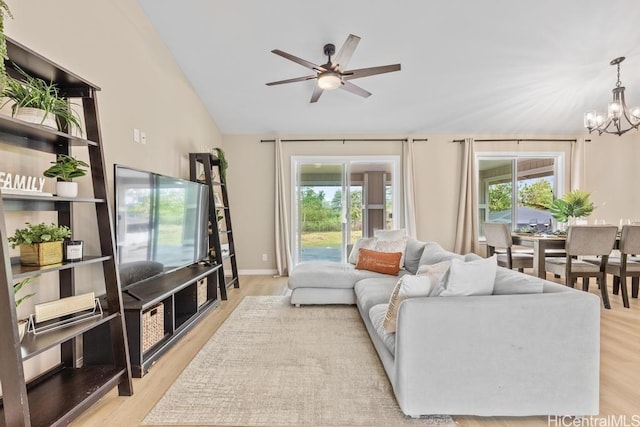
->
[238,269,279,276]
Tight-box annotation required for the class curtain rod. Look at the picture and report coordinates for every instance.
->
[260,138,428,143]
[450,138,582,143]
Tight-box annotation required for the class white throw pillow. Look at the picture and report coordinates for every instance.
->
[439,256,497,297]
[374,238,407,268]
[415,260,452,296]
[347,237,377,264]
[383,275,433,333]
[374,229,405,241]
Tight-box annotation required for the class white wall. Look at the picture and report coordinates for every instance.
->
[223,132,640,272]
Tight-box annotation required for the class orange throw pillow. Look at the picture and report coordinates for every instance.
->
[355,248,402,275]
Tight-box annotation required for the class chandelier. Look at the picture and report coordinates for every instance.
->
[584,56,640,136]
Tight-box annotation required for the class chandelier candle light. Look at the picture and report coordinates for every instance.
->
[584,57,640,136]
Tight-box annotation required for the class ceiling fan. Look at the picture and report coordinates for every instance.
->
[266,34,401,103]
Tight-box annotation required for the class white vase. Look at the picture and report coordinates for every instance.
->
[15,107,58,129]
[56,181,78,198]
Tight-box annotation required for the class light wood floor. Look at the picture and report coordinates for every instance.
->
[71,274,640,427]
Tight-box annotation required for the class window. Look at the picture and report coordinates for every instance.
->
[478,153,564,237]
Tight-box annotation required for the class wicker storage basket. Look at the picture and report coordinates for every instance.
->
[197,278,207,307]
[142,303,164,353]
[20,242,63,266]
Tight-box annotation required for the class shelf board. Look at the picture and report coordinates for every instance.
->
[7,37,99,92]
[21,313,119,361]
[122,264,221,309]
[0,114,99,153]
[11,255,112,280]
[1,193,106,211]
[19,366,124,427]
[225,276,238,288]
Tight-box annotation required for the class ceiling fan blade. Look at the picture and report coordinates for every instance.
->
[310,85,324,103]
[342,64,401,80]
[333,34,360,71]
[339,81,371,98]
[266,75,317,86]
[271,49,327,72]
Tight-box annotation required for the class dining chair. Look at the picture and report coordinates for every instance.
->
[544,225,618,309]
[484,222,533,272]
[596,225,640,308]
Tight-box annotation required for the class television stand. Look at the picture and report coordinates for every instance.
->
[123,288,142,301]
[85,264,221,377]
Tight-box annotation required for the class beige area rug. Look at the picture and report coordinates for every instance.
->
[142,296,455,426]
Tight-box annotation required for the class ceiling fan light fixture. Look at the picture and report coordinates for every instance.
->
[317,72,341,90]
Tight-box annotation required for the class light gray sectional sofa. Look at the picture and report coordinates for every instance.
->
[287,239,601,417]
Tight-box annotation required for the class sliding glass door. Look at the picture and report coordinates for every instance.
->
[292,156,399,265]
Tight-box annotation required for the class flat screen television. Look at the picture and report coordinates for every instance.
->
[114,165,209,288]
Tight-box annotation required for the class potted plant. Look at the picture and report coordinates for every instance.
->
[214,147,228,181]
[549,189,595,226]
[1,66,83,133]
[0,0,12,92]
[43,154,89,197]
[13,275,38,341]
[8,222,72,266]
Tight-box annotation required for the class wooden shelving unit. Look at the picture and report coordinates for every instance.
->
[189,153,239,300]
[0,37,132,427]
[84,263,221,378]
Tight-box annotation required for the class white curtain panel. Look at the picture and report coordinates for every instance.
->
[570,138,586,191]
[402,138,417,238]
[274,138,292,276]
[454,138,479,254]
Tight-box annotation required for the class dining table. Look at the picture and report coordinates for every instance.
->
[511,233,568,279]
[512,232,621,279]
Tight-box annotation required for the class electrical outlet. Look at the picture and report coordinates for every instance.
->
[140,131,147,144]
[262,253,268,262]
[133,128,140,143]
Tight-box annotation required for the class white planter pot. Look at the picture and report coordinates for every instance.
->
[56,181,78,198]
[14,107,58,130]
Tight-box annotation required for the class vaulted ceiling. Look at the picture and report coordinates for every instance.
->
[137,0,640,135]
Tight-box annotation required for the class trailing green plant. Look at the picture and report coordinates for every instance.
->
[43,154,89,182]
[1,65,83,133]
[0,0,12,91]
[214,147,228,181]
[549,189,595,223]
[8,222,72,248]
[13,275,39,308]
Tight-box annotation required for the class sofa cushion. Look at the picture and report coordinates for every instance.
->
[383,265,449,333]
[404,239,426,274]
[347,237,377,264]
[354,277,398,315]
[288,261,397,290]
[369,303,396,355]
[356,248,402,275]
[418,241,464,266]
[438,256,497,297]
[493,267,544,295]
